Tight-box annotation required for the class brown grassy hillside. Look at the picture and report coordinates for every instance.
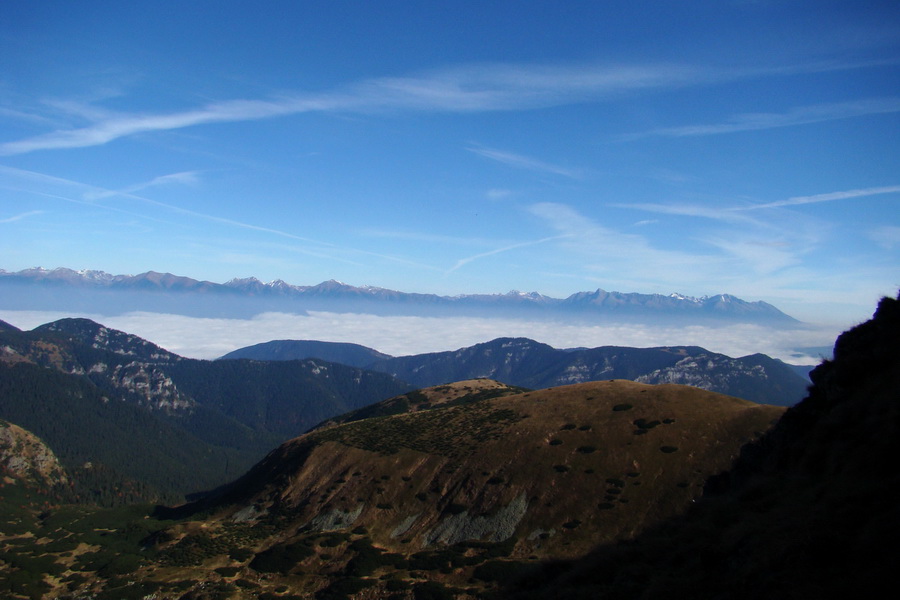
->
[224,380,783,556]
[505,294,900,600]
[113,379,782,597]
[0,378,785,599]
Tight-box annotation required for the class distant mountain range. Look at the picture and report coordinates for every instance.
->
[222,337,811,406]
[0,266,799,324]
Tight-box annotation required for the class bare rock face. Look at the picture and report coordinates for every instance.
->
[0,419,68,488]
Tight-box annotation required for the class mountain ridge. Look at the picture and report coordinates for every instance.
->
[224,336,811,406]
[219,339,392,367]
[175,379,785,566]
[0,317,413,503]
[0,266,799,324]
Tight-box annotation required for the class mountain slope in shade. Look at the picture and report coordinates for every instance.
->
[221,336,810,406]
[7,317,412,438]
[0,360,255,505]
[219,339,392,367]
[270,336,807,406]
[506,293,900,599]
[0,266,799,324]
[0,318,412,503]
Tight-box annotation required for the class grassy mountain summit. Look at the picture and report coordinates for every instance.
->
[70,379,778,599]
[313,378,531,428]
[219,339,392,367]
[206,380,781,554]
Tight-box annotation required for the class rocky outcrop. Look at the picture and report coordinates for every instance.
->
[0,419,68,487]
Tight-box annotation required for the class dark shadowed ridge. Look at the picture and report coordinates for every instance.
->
[368,337,810,406]
[218,339,392,367]
[504,293,900,599]
[222,336,810,406]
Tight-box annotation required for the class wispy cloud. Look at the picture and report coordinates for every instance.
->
[467,146,582,178]
[0,106,58,126]
[869,225,900,250]
[616,186,900,229]
[0,210,45,223]
[631,97,900,138]
[352,62,707,113]
[448,235,570,273]
[2,62,696,154]
[84,171,202,201]
[5,58,881,155]
[529,202,722,283]
[735,185,900,210]
[0,165,444,270]
[702,236,801,275]
[0,165,337,246]
[361,228,488,246]
[0,96,338,155]
[0,164,104,194]
[528,201,826,291]
[486,188,513,200]
[614,201,762,225]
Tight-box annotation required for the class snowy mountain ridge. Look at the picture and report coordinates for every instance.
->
[0,267,799,324]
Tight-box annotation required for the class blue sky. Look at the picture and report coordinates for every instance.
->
[1,0,898,328]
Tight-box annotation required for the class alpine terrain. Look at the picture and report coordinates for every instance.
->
[0,294,895,599]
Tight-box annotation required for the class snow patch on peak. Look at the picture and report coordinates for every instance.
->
[668,292,703,303]
[76,269,116,282]
[224,277,264,288]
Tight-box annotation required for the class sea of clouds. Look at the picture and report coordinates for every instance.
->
[0,309,844,366]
